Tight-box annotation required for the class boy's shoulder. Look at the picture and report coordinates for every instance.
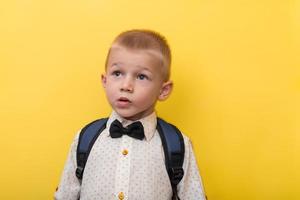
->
[157,118,191,141]
[70,130,80,146]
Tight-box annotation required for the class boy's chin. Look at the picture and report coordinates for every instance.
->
[114,109,153,121]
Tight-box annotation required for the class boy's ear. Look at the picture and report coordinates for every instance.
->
[158,80,173,101]
[101,74,107,88]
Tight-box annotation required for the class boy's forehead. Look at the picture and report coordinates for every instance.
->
[107,46,162,67]
[111,51,160,68]
[110,45,163,60]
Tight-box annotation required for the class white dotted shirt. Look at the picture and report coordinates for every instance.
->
[55,111,206,200]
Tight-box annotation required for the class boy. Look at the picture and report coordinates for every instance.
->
[55,29,206,200]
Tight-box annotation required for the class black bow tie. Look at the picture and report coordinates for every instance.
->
[109,119,145,140]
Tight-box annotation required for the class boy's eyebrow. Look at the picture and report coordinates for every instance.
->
[137,66,152,72]
[110,62,123,67]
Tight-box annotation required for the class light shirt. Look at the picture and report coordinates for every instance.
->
[55,111,206,200]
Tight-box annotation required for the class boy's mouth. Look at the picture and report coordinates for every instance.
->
[118,97,131,103]
[116,97,132,108]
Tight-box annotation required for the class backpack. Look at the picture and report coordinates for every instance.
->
[75,117,185,200]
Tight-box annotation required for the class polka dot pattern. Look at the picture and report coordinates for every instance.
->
[54,111,206,200]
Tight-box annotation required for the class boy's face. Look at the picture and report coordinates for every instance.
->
[102,46,172,121]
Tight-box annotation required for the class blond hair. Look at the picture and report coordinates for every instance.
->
[105,29,171,81]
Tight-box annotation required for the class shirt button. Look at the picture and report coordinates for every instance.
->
[122,149,128,156]
[118,192,124,200]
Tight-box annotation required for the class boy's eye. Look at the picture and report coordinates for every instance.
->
[137,74,148,80]
[112,71,121,76]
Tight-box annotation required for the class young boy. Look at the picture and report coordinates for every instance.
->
[55,29,206,200]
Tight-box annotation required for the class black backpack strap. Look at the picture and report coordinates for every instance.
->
[76,118,108,180]
[157,118,185,200]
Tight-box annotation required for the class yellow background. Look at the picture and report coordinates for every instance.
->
[1,0,299,199]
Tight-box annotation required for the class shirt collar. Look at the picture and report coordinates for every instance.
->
[106,110,157,142]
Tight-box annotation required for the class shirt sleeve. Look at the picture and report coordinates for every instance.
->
[177,135,206,200]
[54,132,81,200]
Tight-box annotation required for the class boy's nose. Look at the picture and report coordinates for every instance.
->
[120,77,134,92]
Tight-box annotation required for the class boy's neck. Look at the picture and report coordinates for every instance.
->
[111,110,156,125]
